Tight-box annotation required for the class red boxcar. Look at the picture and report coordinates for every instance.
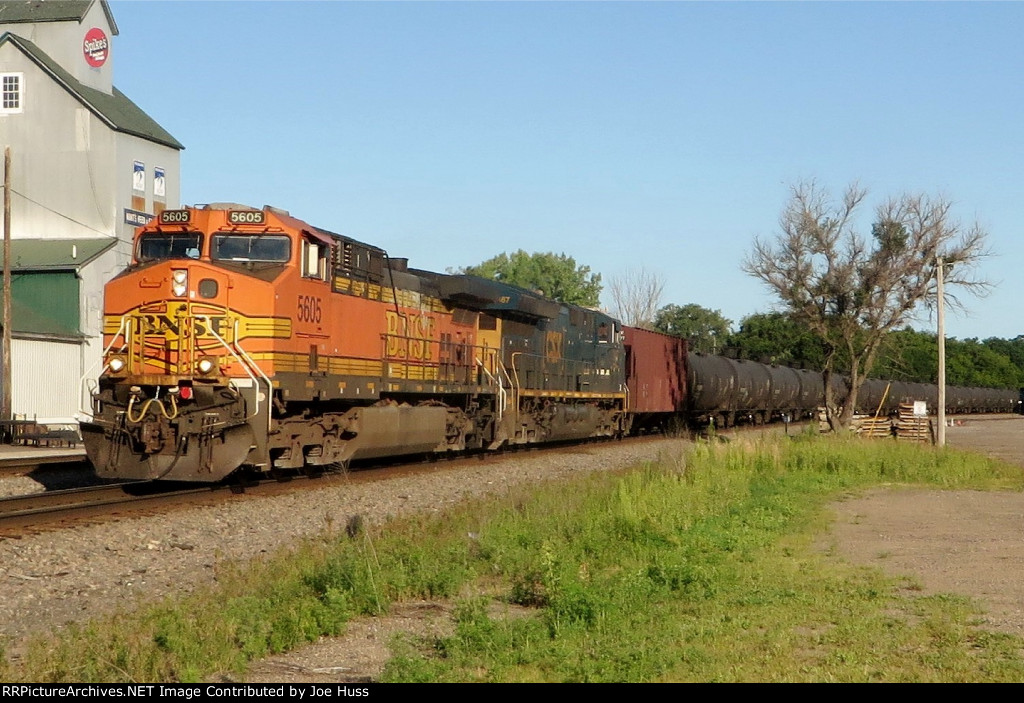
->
[623,326,688,415]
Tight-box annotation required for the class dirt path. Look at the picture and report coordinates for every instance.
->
[828,415,1024,636]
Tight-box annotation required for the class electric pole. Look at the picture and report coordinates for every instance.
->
[936,256,946,447]
[2,146,11,425]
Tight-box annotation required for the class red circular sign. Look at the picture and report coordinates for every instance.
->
[83,27,109,67]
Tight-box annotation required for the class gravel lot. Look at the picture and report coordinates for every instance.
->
[3,416,1023,682]
[829,415,1024,637]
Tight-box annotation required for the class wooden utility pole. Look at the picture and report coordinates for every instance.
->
[2,147,10,425]
[936,256,946,447]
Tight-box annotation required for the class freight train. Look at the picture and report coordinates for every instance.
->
[81,204,1019,482]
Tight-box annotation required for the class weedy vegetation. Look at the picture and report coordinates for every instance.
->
[3,432,1024,682]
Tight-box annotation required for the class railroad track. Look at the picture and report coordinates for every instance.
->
[0,429,801,538]
[0,437,654,535]
[0,481,222,535]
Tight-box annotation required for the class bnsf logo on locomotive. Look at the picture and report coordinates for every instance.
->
[138,313,230,341]
[386,310,436,361]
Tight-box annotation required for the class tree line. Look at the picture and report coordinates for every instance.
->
[456,250,1024,390]
[727,313,1024,391]
[461,254,1024,391]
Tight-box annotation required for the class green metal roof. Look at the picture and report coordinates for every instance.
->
[0,32,182,149]
[0,1,117,34]
[0,237,115,270]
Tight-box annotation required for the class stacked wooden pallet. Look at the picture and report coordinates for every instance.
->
[821,410,895,437]
[854,415,894,438]
[895,402,933,443]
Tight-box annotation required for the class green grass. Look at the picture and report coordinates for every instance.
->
[4,433,1023,682]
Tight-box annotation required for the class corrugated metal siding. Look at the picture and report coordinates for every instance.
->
[12,338,81,422]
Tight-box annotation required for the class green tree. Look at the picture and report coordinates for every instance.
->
[868,329,1022,388]
[982,336,1024,384]
[653,303,732,354]
[873,328,938,383]
[462,250,602,307]
[727,311,827,368]
[946,338,1022,389]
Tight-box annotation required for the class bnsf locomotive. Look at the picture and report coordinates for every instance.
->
[81,204,1019,483]
[83,204,629,481]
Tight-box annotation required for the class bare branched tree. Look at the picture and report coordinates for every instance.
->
[744,181,991,430]
[608,267,665,328]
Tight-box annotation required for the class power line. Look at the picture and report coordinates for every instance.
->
[3,187,117,238]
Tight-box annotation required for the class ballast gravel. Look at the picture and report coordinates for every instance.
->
[0,439,687,654]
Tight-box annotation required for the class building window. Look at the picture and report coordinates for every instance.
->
[1,73,22,113]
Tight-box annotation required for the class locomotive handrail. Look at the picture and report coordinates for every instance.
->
[505,355,522,427]
[475,357,506,421]
[509,351,621,396]
[229,318,274,431]
[192,315,273,431]
[78,314,132,418]
[508,352,523,392]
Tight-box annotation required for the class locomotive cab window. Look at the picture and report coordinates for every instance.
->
[302,239,328,280]
[211,234,290,263]
[137,233,204,262]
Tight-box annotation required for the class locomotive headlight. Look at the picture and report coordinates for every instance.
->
[196,357,218,375]
[171,269,188,297]
[107,356,126,374]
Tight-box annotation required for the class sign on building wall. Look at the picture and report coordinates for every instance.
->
[154,167,166,199]
[124,209,153,227]
[83,28,109,67]
[132,161,145,192]
[132,161,145,212]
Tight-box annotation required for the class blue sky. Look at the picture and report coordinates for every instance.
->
[110,1,1024,340]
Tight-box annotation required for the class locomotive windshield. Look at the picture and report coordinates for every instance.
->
[211,234,291,263]
[137,233,203,261]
